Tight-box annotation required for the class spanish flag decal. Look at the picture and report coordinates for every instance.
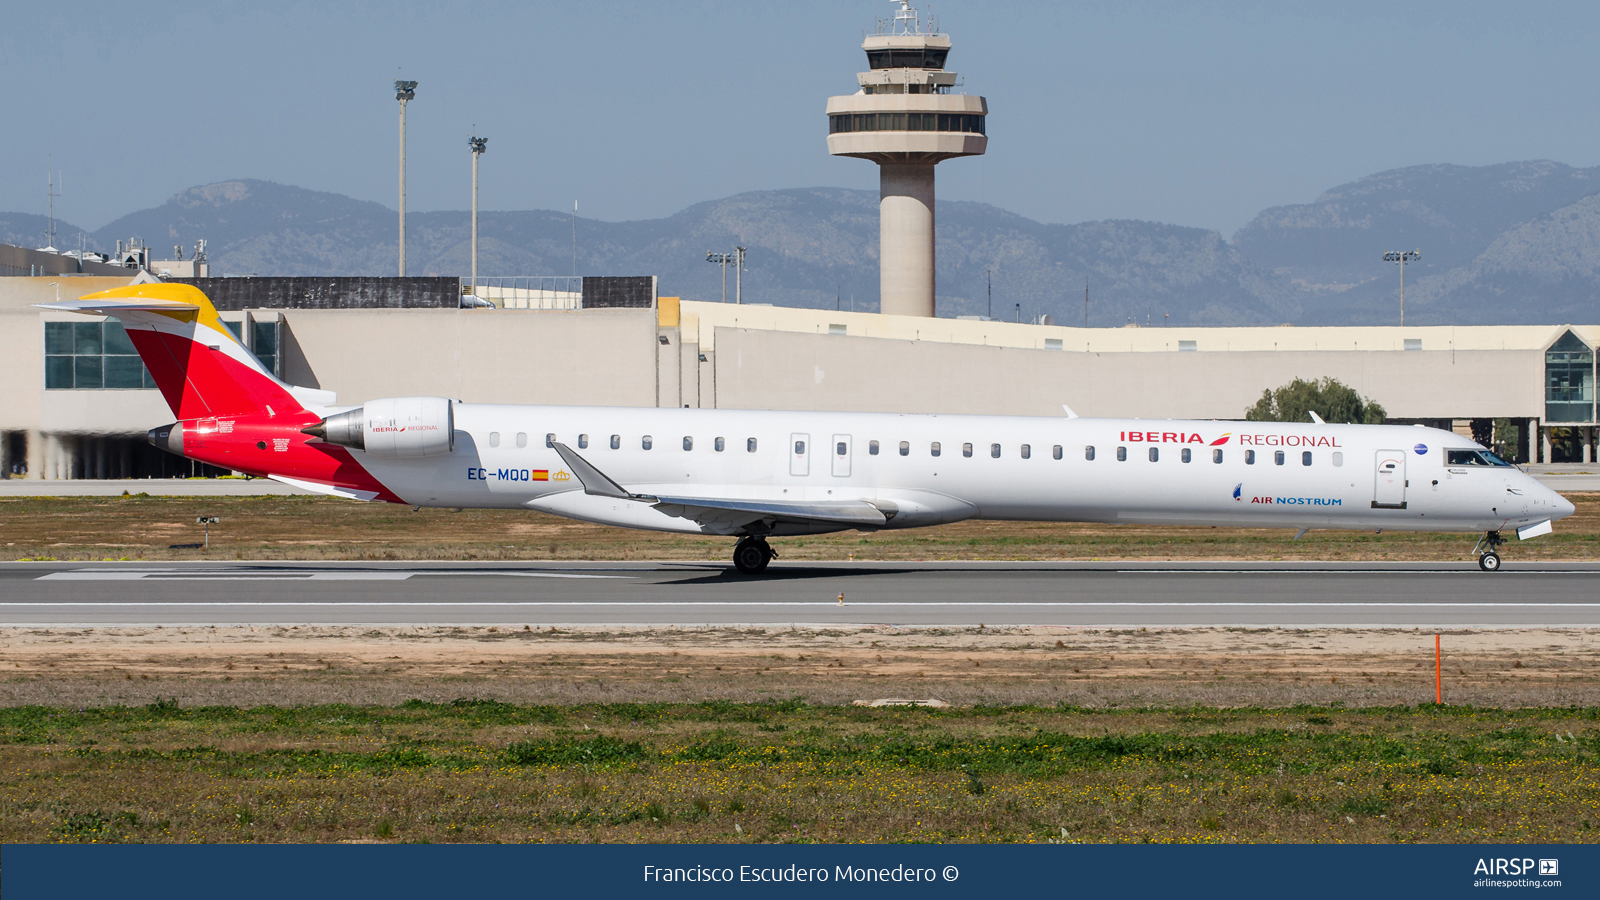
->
[531,470,549,481]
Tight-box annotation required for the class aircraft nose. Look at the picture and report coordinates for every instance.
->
[1553,490,1576,520]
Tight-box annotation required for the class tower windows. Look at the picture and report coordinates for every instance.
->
[829,113,986,135]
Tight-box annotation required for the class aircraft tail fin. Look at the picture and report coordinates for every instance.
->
[37,283,308,421]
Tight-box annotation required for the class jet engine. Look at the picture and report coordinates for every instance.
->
[303,396,454,458]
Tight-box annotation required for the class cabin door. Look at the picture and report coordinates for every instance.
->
[790,433,810,477]
[831,434,852,477]
[1373,450,1407,509]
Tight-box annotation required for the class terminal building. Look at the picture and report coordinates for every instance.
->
[0,265,1595,479]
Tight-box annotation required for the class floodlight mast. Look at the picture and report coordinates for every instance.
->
[469,136,488,295]
[395,80,417,276]
[706,251,733,303]
[1383,249,1421,326]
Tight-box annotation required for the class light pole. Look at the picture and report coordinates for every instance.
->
[1383,249,1421,326]
[706,251,734,303]
[395,80,417,277]
[469,135,487,296]
[733,246,746,305]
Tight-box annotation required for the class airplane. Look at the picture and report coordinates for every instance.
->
[40,282,1575,574]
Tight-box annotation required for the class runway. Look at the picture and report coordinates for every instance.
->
[4,560,1600,628]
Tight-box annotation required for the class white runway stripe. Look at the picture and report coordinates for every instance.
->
[37,570,626,581]
[2,601,1599,608]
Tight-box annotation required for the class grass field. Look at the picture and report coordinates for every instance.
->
[3,701,1595,844]
[2,492,1597,562]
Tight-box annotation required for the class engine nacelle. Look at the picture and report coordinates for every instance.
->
[303,396,454,458]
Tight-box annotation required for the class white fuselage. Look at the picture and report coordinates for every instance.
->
[349,406,1572,538]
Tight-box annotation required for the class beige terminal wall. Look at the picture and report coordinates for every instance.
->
[279,307,660,408]
[709,327,1545,420]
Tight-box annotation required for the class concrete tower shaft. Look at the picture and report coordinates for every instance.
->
[825,4,986,318]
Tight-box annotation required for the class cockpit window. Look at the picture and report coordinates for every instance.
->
[1446,449,1513,467]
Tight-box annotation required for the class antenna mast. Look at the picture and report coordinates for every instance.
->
[45,164,63,250]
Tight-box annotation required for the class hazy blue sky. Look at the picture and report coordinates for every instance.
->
[6,1,1600,235]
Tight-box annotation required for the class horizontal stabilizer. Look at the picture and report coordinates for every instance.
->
[35,299,200,313]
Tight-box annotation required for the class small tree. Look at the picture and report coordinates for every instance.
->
[1245,377,1386,424]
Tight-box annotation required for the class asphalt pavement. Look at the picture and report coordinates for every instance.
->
[3,560,1598,628]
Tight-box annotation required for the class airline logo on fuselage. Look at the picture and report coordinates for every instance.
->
[1118,430,1340,448]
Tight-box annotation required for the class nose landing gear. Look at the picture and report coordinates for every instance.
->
[733,537,776,574]
[1472,530,1505,572]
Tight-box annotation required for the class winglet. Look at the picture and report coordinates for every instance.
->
[1308,411,1326,425]
[550,442,654,501]
[1061,404,1080,419]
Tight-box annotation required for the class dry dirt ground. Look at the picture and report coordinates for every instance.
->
[2,493,1597,563]
[2,625,1596,709]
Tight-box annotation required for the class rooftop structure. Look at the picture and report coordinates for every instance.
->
[826,1,986,317]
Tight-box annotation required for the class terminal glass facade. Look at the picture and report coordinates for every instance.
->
[829,112,985,135]
[1545,330,1595,423]
[44,321,156,390]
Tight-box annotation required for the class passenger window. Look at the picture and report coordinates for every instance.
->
[1021,444,1031,459]
[794,440,806,455]
[489,432,500,448]
[578,434,589,449]
[899,441,910,456]
[714,437,725,452]
[1302,451,1312,466]
[516,432,528,448]
[545,433,555,448]
[643,435,653,450]
[836,441,847,456]
[1148,447,1159,462]
[990,443,1001,458]
[1245,449,1255,465]
[1181,448,1191,463]
[869,440,880,455]
[1274,450,1285,466]
[1212,448,1223,464]
[747,438,758,452]
[683,436,694,451]
[610,434,620,450]
[931,442,941,457]
[1116,446,1127,462]
[1332,451,1343,467]
[962,443,973,458]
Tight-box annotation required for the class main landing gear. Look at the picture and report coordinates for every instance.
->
[1472,530,1505,572]
[733,537,776,575]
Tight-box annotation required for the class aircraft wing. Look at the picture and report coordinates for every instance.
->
[650,495,887,529]
[549,441,887,530]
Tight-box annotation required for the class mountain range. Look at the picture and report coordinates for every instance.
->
[4,160,1598,326]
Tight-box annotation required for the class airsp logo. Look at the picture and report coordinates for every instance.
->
[1473,858,1552,876]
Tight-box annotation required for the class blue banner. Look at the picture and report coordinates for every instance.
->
[4,843,1594,899]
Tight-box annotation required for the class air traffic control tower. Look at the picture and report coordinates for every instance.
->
[826,2,987,317]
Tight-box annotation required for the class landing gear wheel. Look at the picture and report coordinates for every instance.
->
[1473,530,1506,572]
[733,538,773,575]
